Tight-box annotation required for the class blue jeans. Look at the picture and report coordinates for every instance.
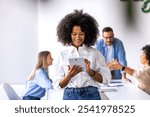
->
[23,95,40,100]
[63,86,101,100]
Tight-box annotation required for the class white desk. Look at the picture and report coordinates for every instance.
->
[100,80,150,100]
[47,80,150,100]
[0,81,150,100]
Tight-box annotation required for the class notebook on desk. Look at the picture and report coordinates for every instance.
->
[109,79,125,87]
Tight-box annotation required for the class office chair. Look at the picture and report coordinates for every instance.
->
[2,83,21,100]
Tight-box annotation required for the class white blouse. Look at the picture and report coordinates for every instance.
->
[133,66,150,95]
[52,44,111,89]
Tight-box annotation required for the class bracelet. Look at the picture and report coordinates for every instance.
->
[121,66,125,71]
[90,70,96,77]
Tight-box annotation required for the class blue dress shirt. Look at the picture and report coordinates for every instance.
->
[23,68,53,98]
[96,38,127,79]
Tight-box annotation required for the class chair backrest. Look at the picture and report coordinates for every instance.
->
[2,83,21,100]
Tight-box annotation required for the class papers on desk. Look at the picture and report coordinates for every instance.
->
[100,88,117,93]
[109,79,125,86]
[100,85,117,93]
[100,80,125,93]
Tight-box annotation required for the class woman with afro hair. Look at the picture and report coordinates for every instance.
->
[53,10,111,100]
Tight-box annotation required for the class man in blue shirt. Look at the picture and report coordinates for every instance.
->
[96,27,127,80]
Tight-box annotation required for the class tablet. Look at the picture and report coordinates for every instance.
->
[69,58,86,71]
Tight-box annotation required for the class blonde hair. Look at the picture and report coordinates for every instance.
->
[28,51,50,80]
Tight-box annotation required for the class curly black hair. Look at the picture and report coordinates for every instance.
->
[57,9,99,47]
[142,44,150,66]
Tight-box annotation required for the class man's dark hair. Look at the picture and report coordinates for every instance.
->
[102,27,113,33]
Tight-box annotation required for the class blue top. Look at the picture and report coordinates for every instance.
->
[95,38,127,79]
[22,68,53,98]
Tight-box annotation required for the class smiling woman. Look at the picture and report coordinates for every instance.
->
[71,26,85,48]
[53,9,111,100]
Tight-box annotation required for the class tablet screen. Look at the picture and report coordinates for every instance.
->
[69,58,86,71]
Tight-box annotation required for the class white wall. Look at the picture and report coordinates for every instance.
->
[0,0,38,84]
[0,0,150,83]
[38,0,150,72]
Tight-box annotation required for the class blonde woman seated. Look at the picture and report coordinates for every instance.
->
[111,45,150,95]
[22,51,53,100]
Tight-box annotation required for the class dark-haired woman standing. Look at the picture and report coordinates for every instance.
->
[54,10,111,100]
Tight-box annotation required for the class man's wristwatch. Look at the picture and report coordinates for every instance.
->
[121,66,125,71]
